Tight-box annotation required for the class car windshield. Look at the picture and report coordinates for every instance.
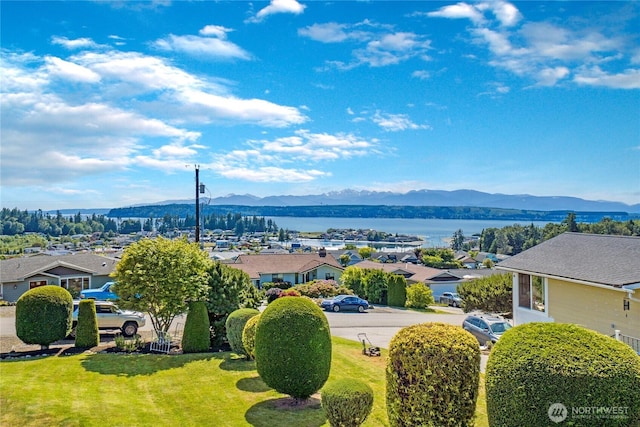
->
[333,295,348,301]
[490,322,512,334]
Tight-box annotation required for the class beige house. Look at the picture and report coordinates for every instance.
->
[497,233,640,342]
[230,251,344,288]
[0,253,118,302]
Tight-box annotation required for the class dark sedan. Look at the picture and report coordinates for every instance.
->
[320,295,370,313]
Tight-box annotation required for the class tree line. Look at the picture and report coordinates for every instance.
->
[0,207,278,237]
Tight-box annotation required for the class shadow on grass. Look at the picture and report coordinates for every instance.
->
[237,376,271,393]
[245,396,326,427]
[219,356,256,372]
[81,352,222,377]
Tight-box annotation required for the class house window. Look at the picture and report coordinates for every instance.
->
[518,274,545,312]
[29,280,48,289]
[271,274,283,282]
[61,277,90,296]
[325,273,335,280]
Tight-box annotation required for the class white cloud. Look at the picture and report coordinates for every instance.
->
[574,67,640,89]
[152,34,251,60]
[298,23,349,43]
[428,2,485,25]
[51,36,100,50]
[247,0,306,24]
[372,111,431,132]
[535,66,570,87]
[44,56,101,83]
[486,1,521,27]
[412,70,431,80]
[199,25,233,38]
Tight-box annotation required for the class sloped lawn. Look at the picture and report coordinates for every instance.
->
[0,337,488,426]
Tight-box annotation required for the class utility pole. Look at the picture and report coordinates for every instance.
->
[195,166,200,244]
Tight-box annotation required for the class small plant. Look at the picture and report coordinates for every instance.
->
[182,301,210,353]
[242,314,260,360]
[114,334,144,352]
[265,287,282,304]
[404,283,434,309]
[322,378,374,427]
[75,299,99,348]
[278,288,301,298]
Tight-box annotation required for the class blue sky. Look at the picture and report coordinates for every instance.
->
[1,0,639,211]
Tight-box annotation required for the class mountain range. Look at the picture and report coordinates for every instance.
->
[152,189,640,213]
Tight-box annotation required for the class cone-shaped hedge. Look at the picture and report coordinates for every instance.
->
[322,378,374,427]
[226,308,260,358]
[75,299,99,348]
[242,314,260,360]
[16,285,73,349]
[255,297,331,399]
[486,323,640,427]
[386,322,480,427]
[181,301,210,353]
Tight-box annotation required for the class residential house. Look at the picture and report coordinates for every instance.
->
[497,233,640,341]
[354,260,499,300]
[0,253,118,302]
[230,252,344,288]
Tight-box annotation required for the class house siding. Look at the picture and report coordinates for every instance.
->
[547,278,639,338]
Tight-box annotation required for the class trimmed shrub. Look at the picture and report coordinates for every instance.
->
[226,308,260,358]
[75,299,99,348]
[405,283,434,309]
[255,297,332,399]
[386,274,407,307]
[278,288,301,298]
[322,378,374,427]
[262,281,292,291]
[386,322,480,427]
[182,301,211,353]
[241,314,260,360]
[457,273,512,316]
[16,285,73,349]
[486,323,640,427]
[265,287,282,304]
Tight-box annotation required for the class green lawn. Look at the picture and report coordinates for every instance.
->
[0,337,488,426]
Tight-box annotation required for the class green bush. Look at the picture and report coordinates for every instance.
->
[386,322,480,427]
[75,299,99,348]
[241,314,260,360]
[322,378,374,427]
[457,273,512,316]
[404,283,434,309]
[486,323,640,427]
[225,308,260,358]
[255,297,331,399]
[386,275,406,307]
[181,301,211,353]
[16,285,73,349]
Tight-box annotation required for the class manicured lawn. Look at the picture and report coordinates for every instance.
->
[0,337,488,426]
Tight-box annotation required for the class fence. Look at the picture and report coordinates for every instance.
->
[614,330,640,355]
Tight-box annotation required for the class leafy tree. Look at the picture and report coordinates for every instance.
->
[205,261,261,348]
[457,273,513,316]
[111,237,210,333]
[451,228,465,251]
[358,246,374,259]
[363,269,387,304]
[340,266,365,297]
[421,248,462,269]
[339,253,351,266]
[405,283,434,309]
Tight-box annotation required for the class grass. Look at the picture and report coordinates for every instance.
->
[0,337,488,426]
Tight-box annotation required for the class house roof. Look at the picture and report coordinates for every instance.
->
[231,253,344,280]
[1,253,119,283]
[354,260,443,283]
[496,233,640,287]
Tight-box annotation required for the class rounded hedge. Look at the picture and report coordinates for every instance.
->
[486,322,640,427]
[255,297,332,399]
[226,308,260,358]
[75,299,99,348]
[16,285,73,348]
[386,322,480,427]
[242,314,260,360]
[322,378,374,427]
[181,301,211,353]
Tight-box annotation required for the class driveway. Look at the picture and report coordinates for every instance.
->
[322,305,488,372]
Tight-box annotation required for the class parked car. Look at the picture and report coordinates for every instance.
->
[439,291,462,307]
[462,314,512,345]
[70,300,145,337]
[80,281,118,300]
[320,295,371,313]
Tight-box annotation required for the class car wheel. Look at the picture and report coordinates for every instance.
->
[332,305,340,312]
[122,322,138,337]
[358,305,365,313]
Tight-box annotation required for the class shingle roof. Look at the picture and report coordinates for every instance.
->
[1,253,119,283]
[497,233,640,287]
[231,253,343,280]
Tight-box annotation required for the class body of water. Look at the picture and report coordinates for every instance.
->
[267,217,554,248]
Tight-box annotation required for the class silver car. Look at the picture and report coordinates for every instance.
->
[71,300,145,337]
[462,314,512,345]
